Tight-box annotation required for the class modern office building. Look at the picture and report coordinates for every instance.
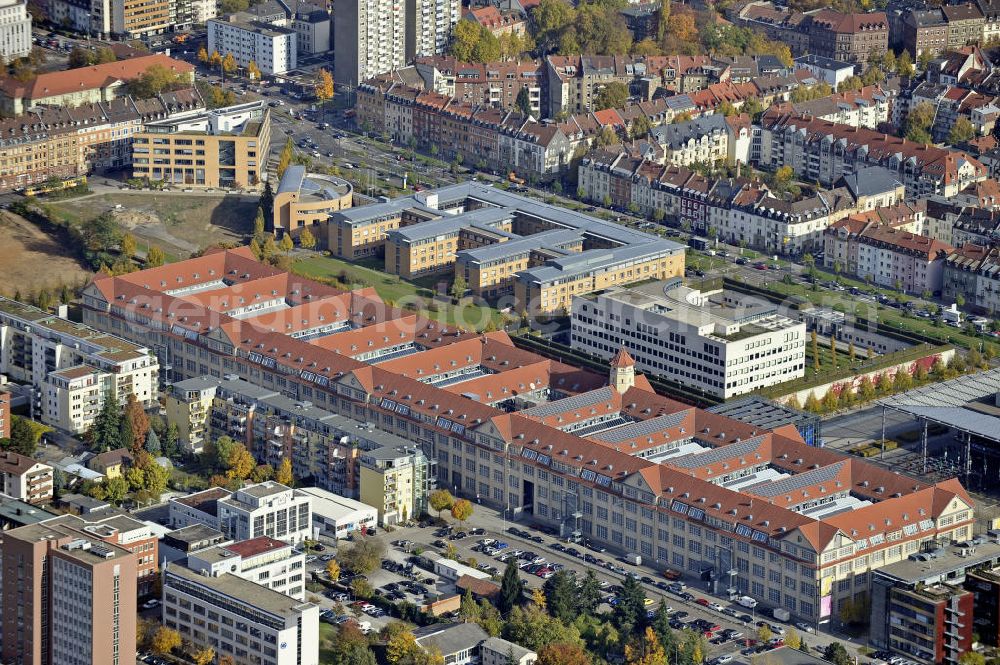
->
[208,13,297,76]
[169,482,313,545]
[571,281,807,398]
[0,520,137,665]
[162,562,319,665]
[0,296,159,434]
[0,451,53,504]
[295,486,378,538]
[272,166,352,240]
[332,0,407,86]
[131,100,271,189]
[186,535,306,600]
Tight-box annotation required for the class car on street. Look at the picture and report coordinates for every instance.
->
[142,599,160,610]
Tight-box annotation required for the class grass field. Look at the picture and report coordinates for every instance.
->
[292,254,508,331]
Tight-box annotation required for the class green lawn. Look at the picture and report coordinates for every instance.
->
[318,622,338,661]
[292,254,508,331]
[766,271,989,351]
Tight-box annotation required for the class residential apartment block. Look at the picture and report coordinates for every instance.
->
[0,297,158,434]
[1,520,137,665]
[571,282,807,399]
[332,0,407,86]
[162,562,319,665]
[413,56,544,115]
[824,217,953,294]
[186,536,306,600]
[649,114,732,168]
[406,0,460,60]
[942,244,1000,313]
[169,482,313,545]
[734,2,887,62]
[208,14,297,76]
[757,109,987,199]
[132,100,271,189]
[0,451,53,504]
[359,443,431,525]
[80,248,977,626]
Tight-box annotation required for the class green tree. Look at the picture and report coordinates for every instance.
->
[275,457,294,486]
[451,498,473,525]
[537,643,590,665]
[280,233,294,254]
[516,87,533,118]
[959,653,986,665]
[451,274,467,301]
[595,82,628,111]
[144,428,161,456]
[499,560,523,614]
[949,117,976,145]
[905,102,935,144]
[542,570,579,623]
[898,49,915,77]
[339,539,386,574]
[503,605,583,651]
[90,391,122,452]
[811,330,821,369]
[804,392,821,413]
[123,393,149,455]
[824,642,852,665]
[102,475,129,504]
[631,114,652,140]
[615,574,647,636]
[577,570,603,615]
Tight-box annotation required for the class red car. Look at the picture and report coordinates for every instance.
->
[695,598,710,607]
[754,263,768,270]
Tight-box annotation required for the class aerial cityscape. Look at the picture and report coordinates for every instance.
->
[2,0,1000,663]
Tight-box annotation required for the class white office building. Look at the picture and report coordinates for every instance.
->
[333,0,407,86]
[570,281,806,399]
[162,562,319,665]
[169,482,313,546]
[186,536,306,600]
[294,487,377,539]
[0,0,30,63]
[208,14,297,75]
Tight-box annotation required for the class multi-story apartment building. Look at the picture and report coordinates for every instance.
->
[571,282,807,399]
[186,536,306,599]
[132,100,271,189]
[0,297,158,434]
[0,451,53,504]
[757,110,987,199]
[0,389,9,439]
[821,201,926,269]
[169,482,313,545]
[172,0,217,29]
[359,442,431,525]
[456,230,584,299]
[0,0,30,63]
[1,520,137,665]
[942,244,1000,313]
[823,221,954,294]
[333,0,407,86]
[114,0,171,37]
[406,0,460,61]
[808,9,889,63]
[650,114,731,168]
[943,3,985,49]
[966,566,1000,646]
[779,83,894,130]
[81,248,978,626]
[162,562,319,665]
[208,14,297,76]
[793,54,857,89]
[413,56,544,115]
[899,8,949,58]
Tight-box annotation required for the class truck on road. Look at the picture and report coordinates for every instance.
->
[772,608,790,622]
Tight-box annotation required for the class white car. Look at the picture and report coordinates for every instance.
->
[795,622,815,634]
[709,603,725,612]
[142,599,160,610]
[305,555,318,564]
[715,656,733,665]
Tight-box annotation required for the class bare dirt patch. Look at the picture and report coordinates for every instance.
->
[0,211,90,293]
[46,192,258,258]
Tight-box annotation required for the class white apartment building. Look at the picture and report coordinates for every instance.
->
[570,282,806,399]
[406,0,460,60]
[0,297,158,434]
[169,482,313,545]
[333,0,407,86]
[208,14,297,76]
[174,0,217,29]
[0,0,30,63]
[186,536,306,600]
[0,451,52,504]
[162,562,319,665]
[291,4,330,54]
[650,115,730,168]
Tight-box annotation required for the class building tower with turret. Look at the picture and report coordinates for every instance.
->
[609,347,635,394]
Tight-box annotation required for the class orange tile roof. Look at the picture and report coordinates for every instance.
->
[1,54,194,100]
[610,346,635,368]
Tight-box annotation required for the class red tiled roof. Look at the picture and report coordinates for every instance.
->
[224,536,291,558]
[1,54,194,100]
[610,346,635,368]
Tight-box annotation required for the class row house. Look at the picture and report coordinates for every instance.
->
[910,81,999,143]
[413,56,544,115]
[943,243,1000,314]
[777,82,896,130]
[757,109,988,199]
[823,203,927,273]
[825,220,954,293]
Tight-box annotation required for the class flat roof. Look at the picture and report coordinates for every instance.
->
[708,396,817,430]
[0,495,56,525]
[879,367,1000,442]
[294,487,377,518]
[874,539,1000,585]
[165,562,316,620]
